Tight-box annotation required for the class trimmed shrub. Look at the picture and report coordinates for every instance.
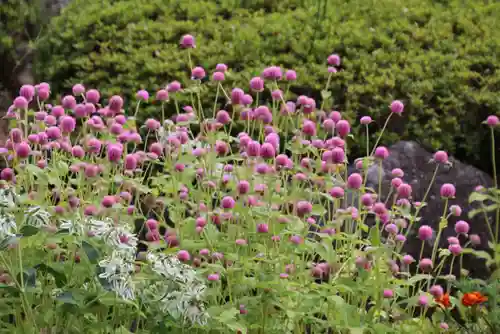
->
[34,0,500,174]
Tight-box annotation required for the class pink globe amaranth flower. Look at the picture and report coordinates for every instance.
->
[45,115,57,126]
[107,144,123,163]
[418,225,433,240]
[440,183,456,198]
[196,217,207,227]
[449,205,462,217]
[20,85,35,101]
[237,180,250,194]
[84,164,99,178]
[62,95,77,110]
[372,202,387,216]
[235,239,247,246]
[402,254,415,265]
[285,69,297,81]
[180,34,195,48]
[10,128,23,143]
[247,140,261,157]
[177,250,191,262]
[265,132,280,149]
[109,95,124,113]
[302,120,316,136]
[71,145,85,158]
[167,81,182,93]
[154,89,169,102]
[101,195,116,208]
[52,105,65,118]
[419,258,433,271]
[296,200,313,217]
[395,234,406,243]
[429,285,444,298]
[397,183,412,198]
[215,63,228,72]
[249,76,264,92]
[242,94,253,105]
[271,235,281,242]
[360,193,374,207]
[469,234,481,246]
[124,154,138,171]
[13,96,28,109]
[38,87,50,100]
[347,173,363,189]
[34,111,47,121]
[72,83,85,96]
[374,146,389,159]
[15,142,31,159]
[360,116,372,125]
[275,154,289,168]
[0,168,14,181]
[336,120,350,137]
[216,110,231,124]
[85,89,100,104]
[322,119,335,133]
[454,220,469,234]
[391,168,404,178]
[327,54,341,66]
[231,88,244,105]
[290,235,303,245]
[175,163,185,172]
[191,66,206,80]
[257,223,269,233]
[27,134,39,144]
[418,295,429,307]
[329,186,344,198]
[221,196,235,209]
[439,322,449,330]
[434,150,449,164]
[383,289,394,299]
[328,66,337,73]
[207,273,220,281]
[302,98,316,114]
[331,147,345,164]
[145,118,161,131]
[449,244,462,256]
[136,89,149,101]
[110,122,123,135]
[391,177,403,188]
[212,71,225,81]
[262,66,282,80]
[447,236,460,245]
[86,138,102,154]
[260,142,276,159]
[59,116,76,133]
[486,115,499,127]
[385,223,398,235]
[390,100,404,114]
[329,111,341,122]
[215,140,229,156]
[271,89,283,101]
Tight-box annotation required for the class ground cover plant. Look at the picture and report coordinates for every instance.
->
[0,34,499,333]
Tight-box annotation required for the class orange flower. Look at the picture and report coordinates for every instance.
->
[435,293,451,308]
[461,292,488,307]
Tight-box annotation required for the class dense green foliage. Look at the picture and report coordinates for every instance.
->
[35,0,500,173]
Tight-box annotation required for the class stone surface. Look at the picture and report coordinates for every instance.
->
[365,140,496,279]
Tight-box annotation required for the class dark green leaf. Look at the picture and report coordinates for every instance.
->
[20,225,40,237]
[36,263,67,288]
[82,241,100,264]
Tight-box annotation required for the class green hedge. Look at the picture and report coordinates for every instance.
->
[34,0,500,173]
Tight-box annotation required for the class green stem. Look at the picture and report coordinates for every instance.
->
[370,113,393,156]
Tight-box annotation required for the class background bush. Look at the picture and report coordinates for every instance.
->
[34,0,500,175]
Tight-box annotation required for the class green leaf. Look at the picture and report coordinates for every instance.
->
[407,274,432,285]
[20,225,40,237]
[369,225,380,246]
[468,191,490,203]
[36,263,67,288]
[18,268,36,288]
[56,292,78,305]
[82,241,100,264]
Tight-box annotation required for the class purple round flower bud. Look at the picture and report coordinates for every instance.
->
[440,323,449,330]
[10,128,23,143]
[109,95,124,113]
[418,295,429,306]
[402,254,415,265]
[38,88,50,100]
[296,201,313,217]
[86,89,100,104]
[486,115,499,127]
[136,89,149,101]
[145,118,161,131]
[447,237,459,245]
[469,234,481,246]
[271,89,283,101]
[124,154,137,171]
[260,142,276,159]
[328,66,337,73]
[385,223,398,235]
[335,120,350,137]
[440,183,456,198]
[434,150,449,164]
[454,220,469,234]
[262,66,282,80]
[72,145,85,158]
[391,177,403,188]
[374,146,389,159]
[395,234,406,243]
[329,186,344,198]
[72,84,85,96]
[216,110,231,124]
[429,285,444,298]
[13,96,28,109]
[360,116,372,125]
[397,183,412,198]
[221,196,235,209]
[15,142,31,159]
[449,244,462,256]
[215,63,227,72]
[62,95,77,110]
[60,116,76,133]
[327,54,341,66]
[0,168,14,181]
[302,120,316,136]
[419,258,433,271]
[177,250,191,262]
[249,77,265,92]
[207,273,220,281]
[247,141,261,157]
[391,168,404,178]
[191,66,206,80]
[242,94,253,105]
[383,289,394,299]
[418,225,433,241]
[257,223,269,233]
[231,88,244,105]
[107,144,123,163]
[347,173,363,189]
[285,70,297,81]
[449,205,462,217]
[331,147,345,164]
[180,34,195,48]
[212,71,225,81]
[361,193,374,206]
[390,100,404,114]
[101,195,116,208]
[156,89,169,101]
[20,85,35,101]
[237,180,250,194]
[167,81,181,92]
